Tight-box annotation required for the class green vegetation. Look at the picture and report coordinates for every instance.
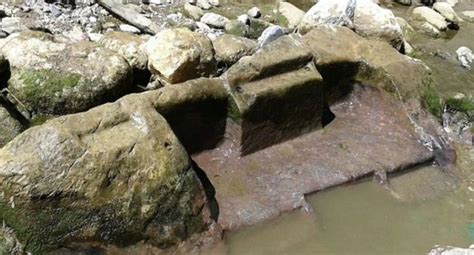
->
[422,86,443,118]
[445,97,474,114]
[421,85,473,119]
[18,69,81,106]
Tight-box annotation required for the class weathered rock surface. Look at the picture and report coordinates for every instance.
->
[257,25,286,46]
[412,6,449,31]
[1,31,133,115]
[194,83,433,231]
[461,10,474,21]
[98,31,148,73]
[301,26,431,102]
[196,0,212,10]
[152,78,228,154]
[145,28,215,84]
[223,35,325,154]
[433,2,462,23]
[299,0,402,49]
[353,0,403,49]
[396,16,415,40]
[184,3,204,20]
[0,105,22,147]
[224,20,249,37]
[213,34,257,66]
[248,18,273,39]
[0,17,27,34]
[298,0,356,34]
[456,46,473,70]
[247,7,261,19]
[0,91,209,253]
[278,1,305,29]
[200,12,229,29]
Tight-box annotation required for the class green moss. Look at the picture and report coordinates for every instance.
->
[29,115,53,127]
[18,69,81,106]
[422,86,443,118]
[445,97,474,115]
[274,13,289,28]
[228,97,242,121]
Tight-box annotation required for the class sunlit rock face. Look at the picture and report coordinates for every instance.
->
[0,92,210,253]
[1,31,133,116]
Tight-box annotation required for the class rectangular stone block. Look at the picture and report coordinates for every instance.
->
[223,35,325,155]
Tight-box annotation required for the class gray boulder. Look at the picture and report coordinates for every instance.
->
[258,25,286,47]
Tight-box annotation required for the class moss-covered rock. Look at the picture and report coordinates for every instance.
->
[0,93,209,253]
[0,105,23,147]
[1,31,133,115]
[224,20,250,37]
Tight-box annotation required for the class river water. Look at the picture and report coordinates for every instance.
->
[207,1,474,254]
[223,164,474,255]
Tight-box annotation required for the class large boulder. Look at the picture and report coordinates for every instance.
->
[432,2,462,23]
[298,0,403,49]
[301,26,432,103]
[1,31,133,115]
[0,105,22,147]
[278,2,305,29]
[213,34,257,67]
[200,13,229,29]
[184,3,204,20]
[98,31,148,74]
[145,28,216,84]
[0,92,209,253]
[353,0,403,49]
[298,0,356,34]
[223,35,325,154]
[412,6,449,31]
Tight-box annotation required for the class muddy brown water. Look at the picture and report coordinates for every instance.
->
[221,164,474,255]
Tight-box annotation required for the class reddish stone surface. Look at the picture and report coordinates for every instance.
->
[193,84,434,231]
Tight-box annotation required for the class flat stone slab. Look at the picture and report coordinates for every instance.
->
[193,84,434,231]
